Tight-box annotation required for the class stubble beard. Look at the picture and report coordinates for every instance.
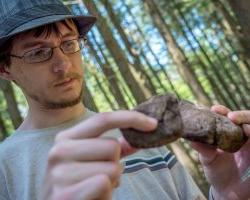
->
[28,86,83,110]
[45,88,83,109]
[25,72,84,110]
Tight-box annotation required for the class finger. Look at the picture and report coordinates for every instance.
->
[227,110,250,125]
[56,111,158,140]
[49,138,121,163]
[51,162,123,188]
[118,136,138,157]
[55,174,112,200]
[211,105,231,116]
[243,124,250,137]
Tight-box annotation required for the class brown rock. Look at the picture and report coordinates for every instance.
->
[121,94,183,148]
[179,100,247,152]
[121,94,247,152]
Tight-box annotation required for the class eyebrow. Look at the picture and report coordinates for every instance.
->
[20,32,79,49]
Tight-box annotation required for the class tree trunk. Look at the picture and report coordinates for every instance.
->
[0,80,22,129]
[227,0,250,55]
[214,0,250,67]
[82,0,153,104]
[100,0,157,94]
[88,66,117,110]
[144,0,212,106]
[121,1,180,97]
[166,1,230,107]
[0,113,8,141]
[82,81,99,112]
[88,36,129,109]
[210,11,250,82]
[172,1,247,109]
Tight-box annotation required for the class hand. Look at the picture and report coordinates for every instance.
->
[192,105,250,200]
[39,111,157,200]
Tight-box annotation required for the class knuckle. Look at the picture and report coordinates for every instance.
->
[50,165,66,182]
[109,162,122,180]
[48,143,67,163]
[96,174,112,192]
[55,131,67,142]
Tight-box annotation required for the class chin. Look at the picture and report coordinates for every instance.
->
[44,90,83,109]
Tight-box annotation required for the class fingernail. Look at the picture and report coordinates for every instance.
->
[147,117,158,125]
[228,112,239,124]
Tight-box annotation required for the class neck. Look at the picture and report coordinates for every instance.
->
[18,102,85,131]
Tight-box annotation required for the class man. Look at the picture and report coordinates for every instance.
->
[0,0,249,200]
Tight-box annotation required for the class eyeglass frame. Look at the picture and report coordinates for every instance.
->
[9,37,87,64]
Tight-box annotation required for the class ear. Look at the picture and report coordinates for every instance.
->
[0,65,15,81]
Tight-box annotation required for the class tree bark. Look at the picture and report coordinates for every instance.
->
[82,81,99,112]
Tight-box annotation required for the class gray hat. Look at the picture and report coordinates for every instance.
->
[0,0,97,47]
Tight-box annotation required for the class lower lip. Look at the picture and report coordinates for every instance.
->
[55,78,76,88]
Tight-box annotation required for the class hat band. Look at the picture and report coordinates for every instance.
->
[0,4,72,36]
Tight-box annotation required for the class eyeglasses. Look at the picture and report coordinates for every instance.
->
[9,38,86,64]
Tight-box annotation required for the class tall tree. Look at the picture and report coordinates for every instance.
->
[120,1,180,97]
[171,0,248,109]
[163,0,230,107]
[82,0,154,104]
[143,0,212,106]
[213,0,250,66]
[82,81,99,112]
[227,0,250,56]
[87,38,129,109]
[100,0,157,94]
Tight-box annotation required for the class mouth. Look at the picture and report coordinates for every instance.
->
[54,77,77,87]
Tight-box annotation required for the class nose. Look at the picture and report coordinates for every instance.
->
[51,47,72,73]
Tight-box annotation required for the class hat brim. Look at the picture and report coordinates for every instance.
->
[0,14,96,47]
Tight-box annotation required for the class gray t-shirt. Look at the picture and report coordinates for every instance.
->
[0,110,206,200]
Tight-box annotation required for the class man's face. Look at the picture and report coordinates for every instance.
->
[8,21,84,109]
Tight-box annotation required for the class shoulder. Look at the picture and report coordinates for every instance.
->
[0,136,16,157]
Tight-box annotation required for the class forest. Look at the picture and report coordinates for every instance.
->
[0,0,249,197]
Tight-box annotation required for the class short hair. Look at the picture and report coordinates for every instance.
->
[0,19,77,68]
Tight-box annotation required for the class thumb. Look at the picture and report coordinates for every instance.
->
[243,124,250,137]
[191,142,218,166]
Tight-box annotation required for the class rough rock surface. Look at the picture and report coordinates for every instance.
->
[121,94,247,152]
[121,94,183,148]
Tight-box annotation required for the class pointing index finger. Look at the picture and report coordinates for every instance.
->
[56,111,157,141]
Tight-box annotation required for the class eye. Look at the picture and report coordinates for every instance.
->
[61,40,77,52]
[26,48,50,57]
